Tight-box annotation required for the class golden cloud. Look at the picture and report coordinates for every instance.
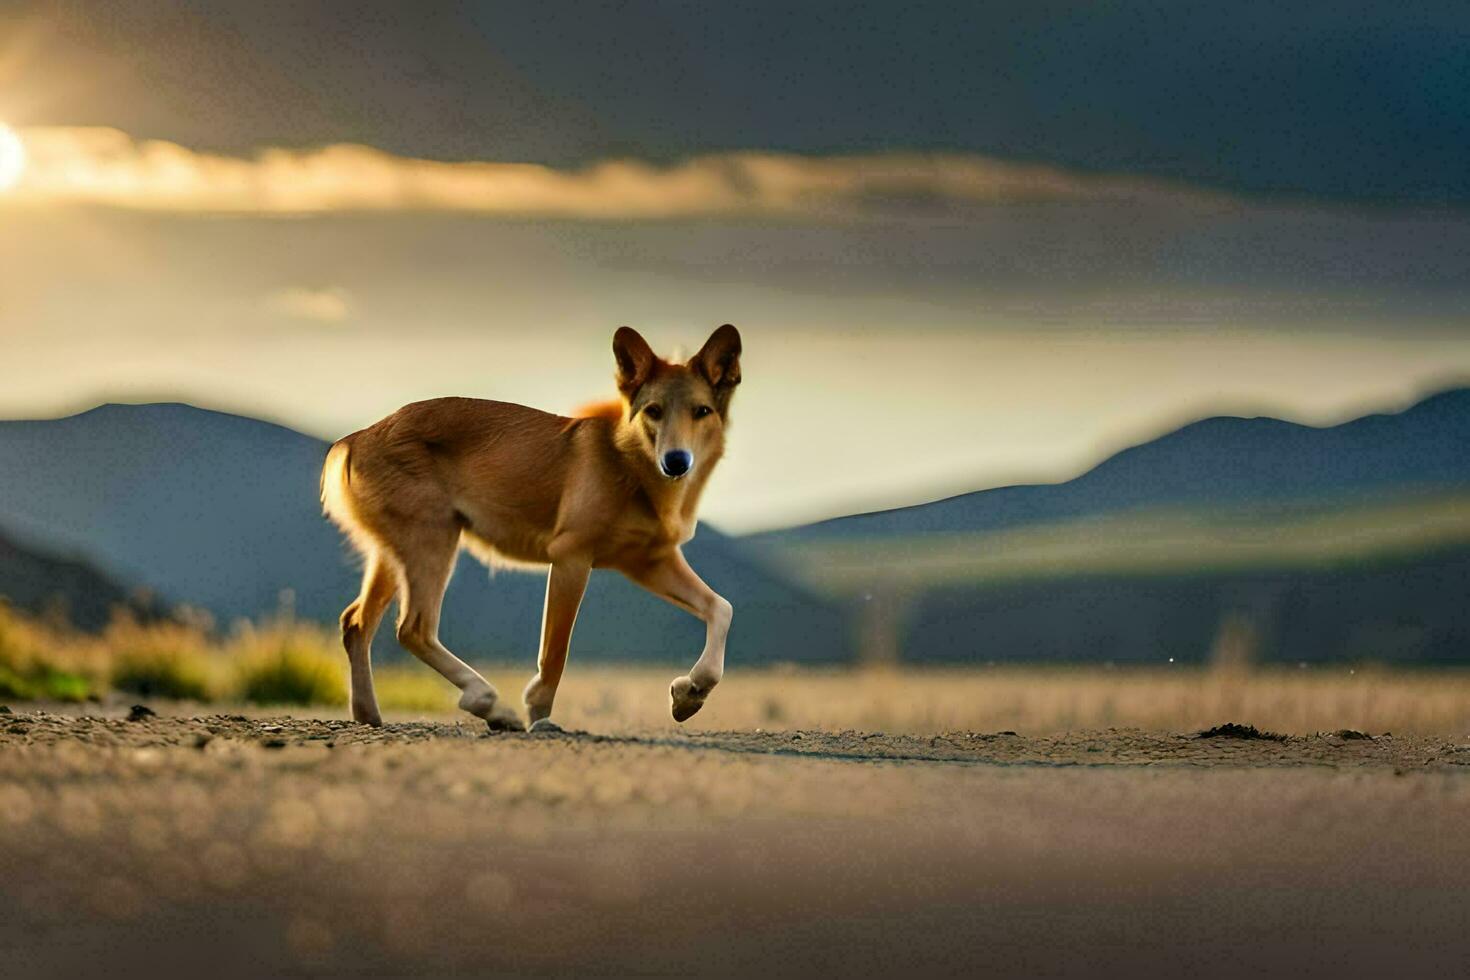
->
[265,286,352,324]
[2,126,1219,218]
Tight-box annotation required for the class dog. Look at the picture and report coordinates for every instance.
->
[320,324,741,731]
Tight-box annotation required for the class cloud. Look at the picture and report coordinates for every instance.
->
[265,286,352,324]
[1,126,1222,219]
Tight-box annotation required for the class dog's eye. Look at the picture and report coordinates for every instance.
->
[693,405,714,419]
[643,404,663,421]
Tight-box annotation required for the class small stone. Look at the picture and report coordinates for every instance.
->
[0,705,11,714]
[126,705,156,722]
[528,718,564,734]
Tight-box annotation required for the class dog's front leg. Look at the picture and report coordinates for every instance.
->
[522,559,591,729]
[624,549,732,722]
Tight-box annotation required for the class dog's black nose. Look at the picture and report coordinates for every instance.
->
[661,450,693,477]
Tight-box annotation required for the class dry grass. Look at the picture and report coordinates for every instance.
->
[0,605,347,707]
[363,663,1470,737]
[104,616,220,701]
[2,603,1469,734]
[0,601,97,701]
[229,621,347,707]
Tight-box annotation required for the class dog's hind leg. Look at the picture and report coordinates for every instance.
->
[622,548,732,723]
[522,559,591,728]
[391,524,525,732]
[340,551,398,727]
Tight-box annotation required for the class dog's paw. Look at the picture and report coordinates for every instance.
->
[522,676,555,724]
[460,684,525,732]
[670,675,711,723]
[477,695,525,733]
[350,700,384,728]
[485,709,526,734]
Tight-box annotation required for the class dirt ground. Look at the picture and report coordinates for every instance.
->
[3,703,1470,978]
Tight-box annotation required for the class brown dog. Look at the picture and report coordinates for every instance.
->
[321,325,741,730]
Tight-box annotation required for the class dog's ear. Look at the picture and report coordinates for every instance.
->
[613,326,656,397]
[691,324,742,391]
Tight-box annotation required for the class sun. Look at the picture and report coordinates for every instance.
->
[0,123,27,191]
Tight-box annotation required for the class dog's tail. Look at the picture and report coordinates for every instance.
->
[571,398,624,422]
[320,438,356,531]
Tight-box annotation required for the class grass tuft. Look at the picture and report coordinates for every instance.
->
[0,661,93,701]
[230,621,346,706]
[105,617,217,701]
[0,602,96,701]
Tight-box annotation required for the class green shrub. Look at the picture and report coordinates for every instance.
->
[0,603,95,702]
[0,663,30,699]
[28,662,93,701]
[111,647,214,700]
[103,617,218,701]
[231,623,345,706]
[0,661,93,701]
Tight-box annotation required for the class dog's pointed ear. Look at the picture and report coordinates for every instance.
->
[613,326,656,397]
[691,324,742,390]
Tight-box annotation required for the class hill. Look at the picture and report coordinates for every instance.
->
[0,524,165,631]
[756,387,1470,542]
[0,403,849,663]
[746,387,1470,665]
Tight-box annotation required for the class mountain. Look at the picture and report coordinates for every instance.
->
[756,387,1470,542]
[0,403,849,663]
[746,387,1470,665]
[0,524,166,631]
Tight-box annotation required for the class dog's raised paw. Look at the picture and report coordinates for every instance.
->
[669,676,710,723]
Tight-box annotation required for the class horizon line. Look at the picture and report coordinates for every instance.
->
[7,375,1468,536]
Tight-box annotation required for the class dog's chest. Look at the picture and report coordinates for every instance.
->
[596,508,693,564]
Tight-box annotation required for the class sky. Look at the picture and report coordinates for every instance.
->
[1,1,1468,532]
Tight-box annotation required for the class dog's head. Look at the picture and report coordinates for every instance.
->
[613,324,741,480]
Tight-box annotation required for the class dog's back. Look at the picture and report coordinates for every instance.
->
[323,397,612,565]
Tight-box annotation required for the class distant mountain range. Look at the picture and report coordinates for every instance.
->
[748,387,1470,665]
[756,387,1470,542]
[0,404,849,664]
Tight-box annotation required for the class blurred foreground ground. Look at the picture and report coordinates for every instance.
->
[4,668,1470,978]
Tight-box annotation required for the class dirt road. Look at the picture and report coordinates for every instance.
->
[3,708,1469,977]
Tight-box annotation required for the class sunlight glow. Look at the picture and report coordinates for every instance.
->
[0,123,25,190]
